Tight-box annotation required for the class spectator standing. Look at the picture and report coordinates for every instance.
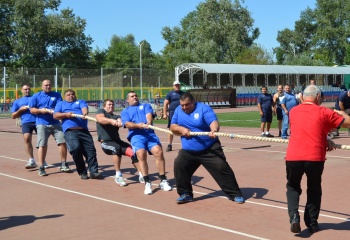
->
[273,85,285,137]
[335,89,350,136]
[257,86,274,137]
[11,84,37,169]
[162,80,184,152]
[280,84,298,139]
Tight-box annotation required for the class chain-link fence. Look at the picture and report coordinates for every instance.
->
[0,67,175,102]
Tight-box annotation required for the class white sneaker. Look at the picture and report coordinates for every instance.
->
[159,179,172,191]
[25,159,37,169]
[144,182,153,195]
[139,173,145,183]
[43,161,49,169]
[115,176,127,187]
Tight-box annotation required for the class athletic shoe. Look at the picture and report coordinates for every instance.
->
[25,160,37,169]
[290,214,301,233]
[43,161,49,169]
[265,133,274,138]
[60,163,72,173]
[308,225,319,234]
[80,173,89,180]
[261,133,266,137]
[144,182,153,195]
[90,172,101,179]
[176,193,193,204]
[166,144,172,152]
[139,173,145,183]
[115,176,127,186]
[233,196,245,204]
[38,166,48,176]
[159,179,172,191]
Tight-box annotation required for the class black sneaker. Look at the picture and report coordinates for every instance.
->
[265,133,274,138]
[290,214,301,233]
[278,131,281,137]
[80,173,89,180]
[261,133,266,137]
[166,144,172,152]
[38,166,48,176]
[90,172,102,179]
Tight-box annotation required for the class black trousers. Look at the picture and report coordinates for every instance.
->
[286,161,324,227]
[174,141,242,200]
[65,129,99,175]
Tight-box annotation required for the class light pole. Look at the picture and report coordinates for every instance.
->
[139,41,144,100]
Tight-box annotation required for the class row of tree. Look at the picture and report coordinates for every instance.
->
[1,0,350,73]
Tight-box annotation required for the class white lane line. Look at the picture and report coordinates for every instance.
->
[0,172,269,240]
[1,156,349,221]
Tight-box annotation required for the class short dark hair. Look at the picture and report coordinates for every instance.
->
[64,89,75,95]
[103,99,114,107]
[180,92,194,101]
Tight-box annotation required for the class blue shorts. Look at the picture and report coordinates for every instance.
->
[130,133,161,154]
[276,107,283,120]
[261,109,272,123]
[22,122,37,134]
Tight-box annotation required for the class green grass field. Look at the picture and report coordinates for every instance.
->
[154,111,279,128]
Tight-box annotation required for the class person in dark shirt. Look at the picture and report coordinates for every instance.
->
[257,86,274,137]
[162,80,184,151]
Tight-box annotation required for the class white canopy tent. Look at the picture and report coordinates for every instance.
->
[175,63,350,88]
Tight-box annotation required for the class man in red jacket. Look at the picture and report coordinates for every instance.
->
[285,85,350,234]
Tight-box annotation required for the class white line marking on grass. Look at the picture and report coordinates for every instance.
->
[0,173,269,240]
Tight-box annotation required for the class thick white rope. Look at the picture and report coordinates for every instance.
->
[65,117,350,150]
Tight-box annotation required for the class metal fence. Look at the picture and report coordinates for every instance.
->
[0,67,175,102]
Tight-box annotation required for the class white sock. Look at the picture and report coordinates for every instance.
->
[116,171,122,177]
[265,131,269,135]
[29,158,34,162]
[139,172,143,177]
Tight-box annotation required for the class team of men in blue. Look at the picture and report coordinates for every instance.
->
[11,79,350,235]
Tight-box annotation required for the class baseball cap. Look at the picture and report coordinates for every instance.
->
[173,80,181,85]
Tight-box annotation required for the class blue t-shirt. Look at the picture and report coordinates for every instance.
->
[11,96,36,124]
[54,100,88,132]
[280,92,298,111]
[165,90,185,112]
[257,93,273,110]
[171,102,218,151]
[29,91,62,125]
[121,103,155,141]
[335,91,350,110]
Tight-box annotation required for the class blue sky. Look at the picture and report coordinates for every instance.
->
[59,0,316,53]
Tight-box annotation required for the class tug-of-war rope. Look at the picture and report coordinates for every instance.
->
[47,113,350,151]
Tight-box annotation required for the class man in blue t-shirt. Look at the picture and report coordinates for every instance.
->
[162,80,184,152]
[281,84,299,139]
[11,84,37,169]
[335,90,350,136]
[170,92,244,204]
[121,91,172,195]
[257,86,274,137]
[54,89,100,180]
[29,79,71,176]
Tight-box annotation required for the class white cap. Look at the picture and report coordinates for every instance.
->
[173,80,181,85]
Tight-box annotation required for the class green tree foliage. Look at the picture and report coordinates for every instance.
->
[275,0,350,66]
[161,0,259,70]
[235,44,274,65]
[0,0,92,68]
